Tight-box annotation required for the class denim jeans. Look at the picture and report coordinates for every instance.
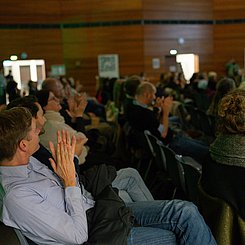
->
[169,135,209,165]
[112,168,154,203]
[127,200,216,245]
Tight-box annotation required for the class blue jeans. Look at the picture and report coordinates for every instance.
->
[169,135,209,165]
[127,200,216,245]
[112,168,154,203]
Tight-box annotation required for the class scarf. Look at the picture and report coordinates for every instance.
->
[210,134,245,168]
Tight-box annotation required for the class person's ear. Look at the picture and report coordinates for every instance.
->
[19,139,28,152]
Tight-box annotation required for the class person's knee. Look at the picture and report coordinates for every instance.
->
[177,200,201,220]
[127,167,140,177]
[168,200,199,217]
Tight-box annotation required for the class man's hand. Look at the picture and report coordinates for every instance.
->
[49,130,77,187]
[154,96,164,109]
[66,93,88,120]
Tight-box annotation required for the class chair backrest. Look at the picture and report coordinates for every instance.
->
[179,157,202,205]
[144,130,167,171]
[198,183,245,245]
[0,222,30,245]
[161,145,183,190]
[122,123,152,180]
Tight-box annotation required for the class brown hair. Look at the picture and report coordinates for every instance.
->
[207,77,236,117]
[0,107,32,162]
[217,89,245,134]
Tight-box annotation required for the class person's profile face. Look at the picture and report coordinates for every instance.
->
[146,90,156,106]
[26,118,40,155]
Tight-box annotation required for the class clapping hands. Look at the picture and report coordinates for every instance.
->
[49,130,77,187]
[66,93,88,119]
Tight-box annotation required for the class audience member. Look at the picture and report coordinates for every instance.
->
[35,90,89,164]
[6,77,20,102]
[42,77,113,145]
[206,71,218,99]
[0,107,216,244]
[41,77,82,127]
[6,95,154,203]
[5,70,13,82]
[123,75,142,120]
[127,81,209,164]
[201,89,245,219]
[226,58,240,81]
[28,80,37,95]
[207,77,236,117]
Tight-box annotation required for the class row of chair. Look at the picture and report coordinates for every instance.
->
[144,130,202,204]
[144,130,245,245]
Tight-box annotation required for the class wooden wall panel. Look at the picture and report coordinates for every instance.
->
[0,0,62,23]
[143,23,214,78]
[214,0,245,19]
[142,0,214,79]
[0,0,142,23]
[213,24,245,75]
[60,0,142,22]
[62,26,143,44]
[144,25,213,40]
[143,0,213,19]
[62,25,144,95]
[0,29,63,70]
[213,1,245,75]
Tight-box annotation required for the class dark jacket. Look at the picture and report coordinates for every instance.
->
[127,103,173,145]
[81,164,135,245]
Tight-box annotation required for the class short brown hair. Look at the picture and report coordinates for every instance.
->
[0,107,32,162]
[217,89,245,134]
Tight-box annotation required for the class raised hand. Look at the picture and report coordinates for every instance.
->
[154,96,164,108]
[49,130,77,187]
[66,93,88,119]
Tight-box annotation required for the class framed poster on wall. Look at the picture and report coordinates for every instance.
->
[98,54,119,78]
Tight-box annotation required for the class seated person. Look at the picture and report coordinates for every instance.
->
[127,82,209,164]
[6,95,154,203]
[0,108,216,244]
[42,77,117,154]
[201,89,245,219]
[42,77,106,128]
[36,89,88,164]
[207,77,236,117]
[41,77,88,128]
[123,75,142,121]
